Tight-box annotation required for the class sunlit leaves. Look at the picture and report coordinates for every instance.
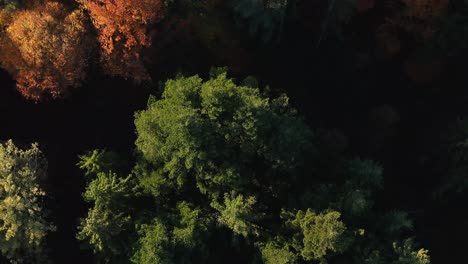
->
[260,238,297,264]
[393,239,431,264]
[0,2,93,100]
[211,191,260,237]
[77,0,162,80]
[78,150,124,177]
[131,202,210,264]
[0,140,55,263]
[77,172,135,261]
[134,71,313,199]
[287,209,347,261]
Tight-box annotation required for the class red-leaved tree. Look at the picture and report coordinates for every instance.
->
[77,0,162,81]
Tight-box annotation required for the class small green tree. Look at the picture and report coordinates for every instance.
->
[76,171,135,263]
[0,140,55,263]
[77,150,118,176]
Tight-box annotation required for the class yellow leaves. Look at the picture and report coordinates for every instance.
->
[0,2,93,100]
[0,140,54,262]
[354,228,366,236]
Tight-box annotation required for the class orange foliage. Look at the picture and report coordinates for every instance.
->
[77,0,162,80]
[0,2,93,101]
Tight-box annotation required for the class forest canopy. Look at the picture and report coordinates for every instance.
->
[1,0,467,263]
[76,71,431,264]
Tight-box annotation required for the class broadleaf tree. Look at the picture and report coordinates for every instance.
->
[0,1,94,100]
[77,0,163,80]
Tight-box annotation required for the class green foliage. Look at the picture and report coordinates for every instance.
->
[132,220,173,264]
[82,172,135,210]
[78,149,126,177]
[77,205,132,257]
[171,201,209,250]
[287,209,347,261]
[211,191,260,237]
[0,0,24,19]
[346,159,384,190]
[260,238,297,264]
[78,69,430,263]
[300,156,428,264]
[339,159,384,216]
[309,158,383,218]
[77,172,135,261]
[132,202,210,264]
[134,70,313,199]
[0,140,55,263]
[393,239,431,264]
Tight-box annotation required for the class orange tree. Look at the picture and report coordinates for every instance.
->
[0,1,93,101]
[77,0,163,81]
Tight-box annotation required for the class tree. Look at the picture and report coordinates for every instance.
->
[0,140,55,263]
[77,0,162,80]
[134,70,313,201]
[78,69,430,263]
[0,1,93,101]
[76,171,136,263]
[77,149,128,176]
[79,70,314,262]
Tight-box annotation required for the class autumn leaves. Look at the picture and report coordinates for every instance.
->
[0,2,92,100]
[0,0,162,101]
[78,0,162,80]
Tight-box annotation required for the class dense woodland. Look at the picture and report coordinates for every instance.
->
[0,0,467,263]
